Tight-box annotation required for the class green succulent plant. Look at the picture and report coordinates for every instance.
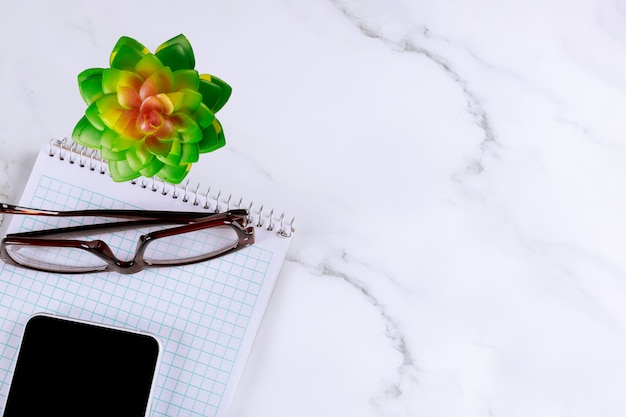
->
[72,34,231,184]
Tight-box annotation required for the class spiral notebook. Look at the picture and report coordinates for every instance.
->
[0,140,293,417]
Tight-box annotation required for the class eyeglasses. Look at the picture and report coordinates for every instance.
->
[0,203,254,274]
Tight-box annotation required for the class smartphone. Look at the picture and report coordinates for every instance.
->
[3,313,161,417]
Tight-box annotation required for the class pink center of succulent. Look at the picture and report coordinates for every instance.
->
[114,81,175,140]
[138,109,164,133]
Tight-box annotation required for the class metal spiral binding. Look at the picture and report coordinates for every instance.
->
[49,137,105,173]
[48,138,295,237]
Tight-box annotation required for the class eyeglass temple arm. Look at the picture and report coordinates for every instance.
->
[5,212,251,240]
[5,218,180,239]
[1,203,248,222]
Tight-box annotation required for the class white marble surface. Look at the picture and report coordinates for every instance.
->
[2,0,626,415]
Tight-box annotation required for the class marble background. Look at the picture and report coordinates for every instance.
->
[2,0,626,416]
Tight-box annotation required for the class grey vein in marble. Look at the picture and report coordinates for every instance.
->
[329,0,498,177]
[287,250,419,405]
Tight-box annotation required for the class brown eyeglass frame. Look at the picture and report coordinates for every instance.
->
[0,203,255,274]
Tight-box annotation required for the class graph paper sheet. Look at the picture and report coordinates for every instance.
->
[0,145,292,417]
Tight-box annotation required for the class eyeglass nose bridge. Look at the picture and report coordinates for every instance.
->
[81,239,146,274]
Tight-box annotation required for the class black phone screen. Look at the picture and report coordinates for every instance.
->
[3,314,160,417]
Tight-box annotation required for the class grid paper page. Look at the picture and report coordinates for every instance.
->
[0,146,291,417]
